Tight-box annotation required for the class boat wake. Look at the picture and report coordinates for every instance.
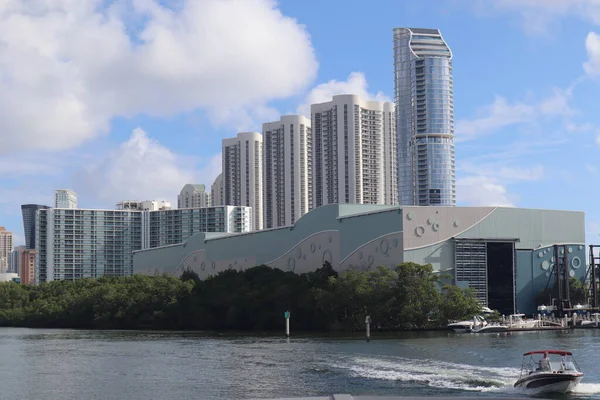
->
[330,356,523,393]
[572,383,600,395]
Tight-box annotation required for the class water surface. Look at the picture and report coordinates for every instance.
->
[1,328,600,400]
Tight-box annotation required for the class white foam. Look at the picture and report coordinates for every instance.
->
[330,356,523,392]
[573,382,600,394]
[332,356,600,395]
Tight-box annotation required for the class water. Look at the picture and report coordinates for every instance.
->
[1,328,600,400]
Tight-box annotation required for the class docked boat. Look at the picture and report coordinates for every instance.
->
[580,313,600,328]
[471,323,508,333]
[447,315,487,333]
[508,313,540,329]
[514,350,583,394]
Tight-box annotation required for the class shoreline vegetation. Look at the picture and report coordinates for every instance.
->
[0,262,484,332]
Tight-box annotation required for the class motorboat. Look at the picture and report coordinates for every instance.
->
[507,313,540,329]
[514,350,583,394]
[447,315,487,333]
[580,313,600,328]
[471,323,509,334]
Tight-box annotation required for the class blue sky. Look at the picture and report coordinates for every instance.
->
[1,0,600,246]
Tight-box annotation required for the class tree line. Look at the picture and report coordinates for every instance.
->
[0,262,484,331]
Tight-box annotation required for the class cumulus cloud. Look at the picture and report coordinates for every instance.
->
[456,86,578,141]
[456,176,516,207]
[456,159,545,207]
[296,72,390,116]
[73,127,221,205]
[475,0,600,34]
[0,0,318,153]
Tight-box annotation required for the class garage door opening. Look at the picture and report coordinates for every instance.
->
[486,242,515,315]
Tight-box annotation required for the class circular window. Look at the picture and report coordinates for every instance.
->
[571,256,582,269]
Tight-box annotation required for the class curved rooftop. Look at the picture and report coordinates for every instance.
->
[394,27,452,59]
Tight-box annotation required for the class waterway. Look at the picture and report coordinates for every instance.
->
[1,328,600,400]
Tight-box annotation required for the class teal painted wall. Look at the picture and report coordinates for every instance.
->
[515,244,587,315]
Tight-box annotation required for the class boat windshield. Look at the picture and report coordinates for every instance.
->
[520,353,580,377]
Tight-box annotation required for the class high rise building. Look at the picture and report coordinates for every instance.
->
[222,132,263,230]
[311,94,397,208]
[54,189,78,208]
[211,173,223,206]
[0,227,13,273]
[115,200,172,211]
[9,245,25,274]
[177,184,211,209]
[35,206,251,283]
[19,249,36,285]
[263,115,312,228]
[393,27,455,206]
[21,204,50,250]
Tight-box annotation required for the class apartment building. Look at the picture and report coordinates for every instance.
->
[35,206,251,283]
[222,132,262,230]
[311,94,397,208]
[262,115,312,228]
[177,184,211,209]
[54,189,78,209]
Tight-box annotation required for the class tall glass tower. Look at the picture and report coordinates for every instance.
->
[393,27,455,206]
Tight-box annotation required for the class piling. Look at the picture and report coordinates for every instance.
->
[284,311,290,338]
[365,315,371,342]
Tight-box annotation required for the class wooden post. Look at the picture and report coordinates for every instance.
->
[365,315,371,342]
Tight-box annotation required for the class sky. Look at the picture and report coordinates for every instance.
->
[1,0,600,247]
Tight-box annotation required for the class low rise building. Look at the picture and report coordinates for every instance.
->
[133,204,586,316]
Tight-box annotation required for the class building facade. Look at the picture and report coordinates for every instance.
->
[263,115,312,229]
[222,132,263,230]
[116,200,172,211]
[394,27,455,206]
[133,204,586,316]
[0,227,13,274]
[211,173,223,206]
[311,94,397,208]
[36,206,252,283]
[9,245,25,274]
[177,184,211,209]
[19,249,36,285]
[21,204,50,250]
[54,189,78,208]
[36,208,142,282]
[146,206,252,248]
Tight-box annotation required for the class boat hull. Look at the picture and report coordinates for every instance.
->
[514,373,582,394]
[472,326,508,333]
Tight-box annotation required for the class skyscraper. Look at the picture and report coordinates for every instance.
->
[21,204,50,250]
[211,173,223,207]
[222,132,263,230]
[311,94,397,208]
[263,115,312,228]
[54,189,78,208]
[177,184,211,209]
[0,227,13,273]
[393,27,455,206]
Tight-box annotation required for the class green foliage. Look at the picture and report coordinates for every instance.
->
[0,261,482,331]
[435,285,482,325]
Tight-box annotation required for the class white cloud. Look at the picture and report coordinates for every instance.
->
[0,0,318,153]
[586,164,598,173]
[459,163,545,181]
[456,159,545,207]
[296,72,390,116]
[456,86,577,141]
[584,32,600,75]
[478,0,600,34]
[456,176,516,207]
[73,127,221,205]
